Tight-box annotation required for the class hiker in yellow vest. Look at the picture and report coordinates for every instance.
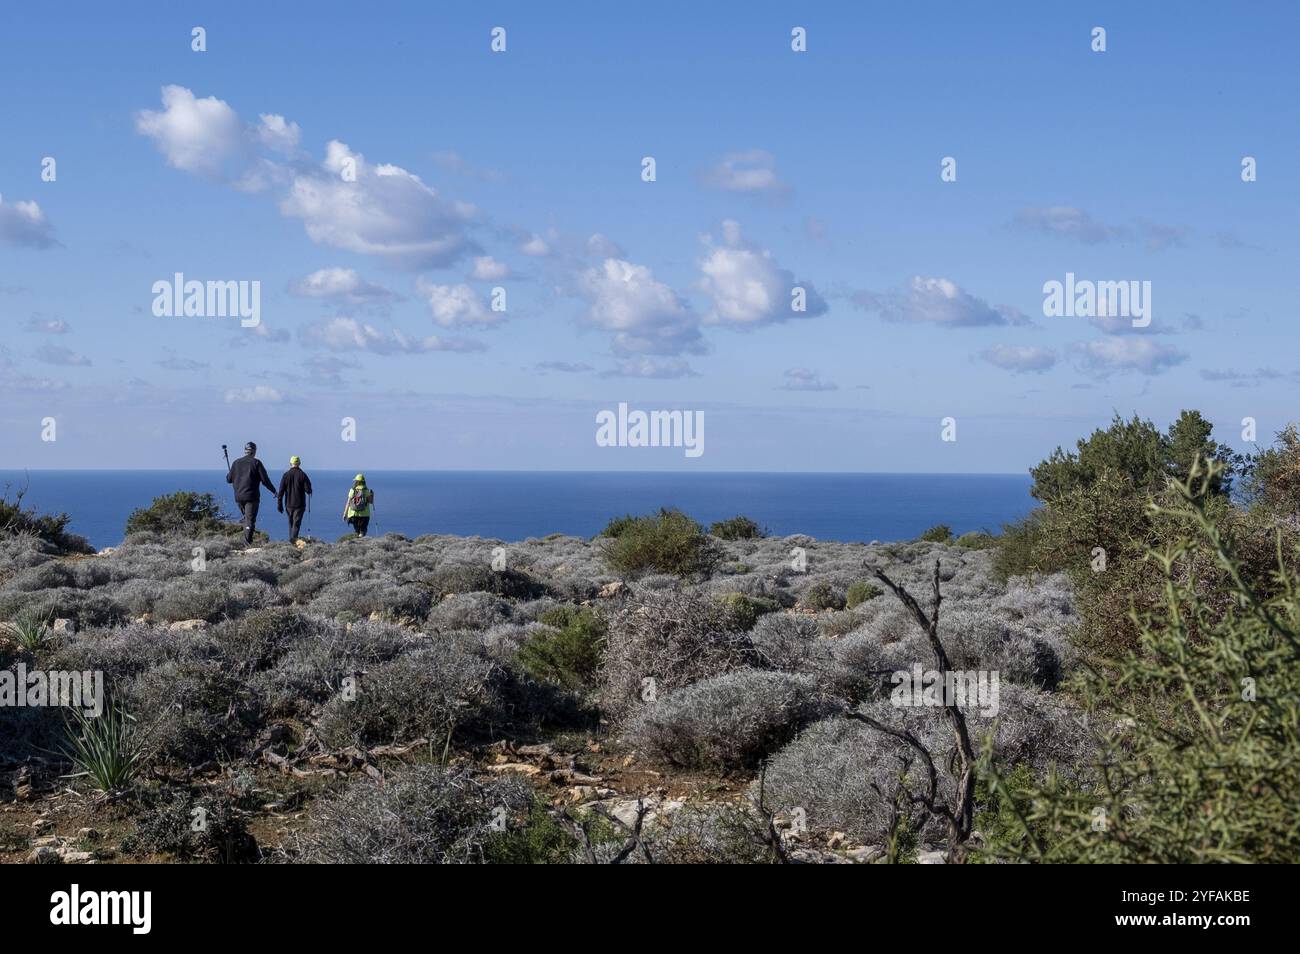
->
[343,474,374,537]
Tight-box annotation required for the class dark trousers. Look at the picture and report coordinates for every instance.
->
[287,507,305,542]
[349,516,370,537]
[239,500,260,544]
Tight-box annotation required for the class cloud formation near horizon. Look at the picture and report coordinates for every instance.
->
[855,277,1028,328]
[1071,337,1186,376]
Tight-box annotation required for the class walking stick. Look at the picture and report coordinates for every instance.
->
[221,444,236,511]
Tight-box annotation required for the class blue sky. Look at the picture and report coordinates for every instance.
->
[1,1,1296,471]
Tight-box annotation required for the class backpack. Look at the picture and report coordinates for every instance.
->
[349,487,370,511]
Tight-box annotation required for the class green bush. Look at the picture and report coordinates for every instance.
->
[954,531,997,550]
[992,412,1240,657]
[971,763,1059,863]
[599,514,641,538]
[1030,410,1233,504]
[1,487,91,554]
[709,516,767,540]
[516,605,607,691]
[844,581,882,609]
[980,460,1300,863]
[917,524,953,543]
[124,491,241,538]
[123,790,257,862]
[800,581,845,612]
[991,510,1062,582]
[484,797,582,864]
[1238,423,1300,514]
[718,592,780,630]
[600,508,721,579]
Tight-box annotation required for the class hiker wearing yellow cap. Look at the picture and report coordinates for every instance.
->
[276,455,313,543]
[343,473,374,537]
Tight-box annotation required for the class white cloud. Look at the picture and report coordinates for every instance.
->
[280,141,479,268]
[1087,313,1170,335]
[697,220,826,327]
[135,86,249,180]
[288,267,397,307]
[1012,207,1190,252]
[602,356,698,379]
[255,113,301,153]
[224,385,284,404]
[778,367,837,391]
[0,194,58,249]
[1070,338,1186,376]
[578,258,703,356]
[535,360,593,374]
[416,280,499,327]
[702,149,789,197]
[242,323,291,345]
[981,344,1058,373]
[136,88,481,267]
[302,316,485,355]
[519,234,550,257]
[856,276,1026,327]
[1011,206,1124,244]
[469,255,510,280]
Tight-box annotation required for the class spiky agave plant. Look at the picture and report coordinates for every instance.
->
[4,609,54,653]
[61,704,151,795]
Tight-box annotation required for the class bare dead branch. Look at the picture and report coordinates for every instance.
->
[857,557,978,862]
[756,763,793,864]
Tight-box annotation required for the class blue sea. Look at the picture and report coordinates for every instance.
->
[1,471,1036,550]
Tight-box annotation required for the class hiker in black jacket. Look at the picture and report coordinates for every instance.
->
[225,442,276,544]
[276,455,313,543]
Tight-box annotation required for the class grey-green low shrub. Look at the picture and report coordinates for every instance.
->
[627,670,834,771]
[292,765,531,864]
[316,638,494,748]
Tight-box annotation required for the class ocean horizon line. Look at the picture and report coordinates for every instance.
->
[3,467,1032,478]
[0,470,1039,549]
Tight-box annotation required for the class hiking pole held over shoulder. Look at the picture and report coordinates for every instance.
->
[221,444,237,509]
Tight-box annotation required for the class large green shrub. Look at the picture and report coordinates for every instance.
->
[516,605,607,691]
[980,460,1300,863]
[600,508,721,579]
[1030,410,1232,504]
[1238,423,1300,514]
[709,516,767,540]
[917,524,953,543]
[1,487,91,554]
[124,491,240,538]
[954,531,997,550]
[996,411,1241,657]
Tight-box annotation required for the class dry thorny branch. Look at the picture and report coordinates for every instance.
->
[560,798,654,864]
[852,558,978,863]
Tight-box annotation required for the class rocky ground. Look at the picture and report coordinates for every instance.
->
[0,527,1088,863]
